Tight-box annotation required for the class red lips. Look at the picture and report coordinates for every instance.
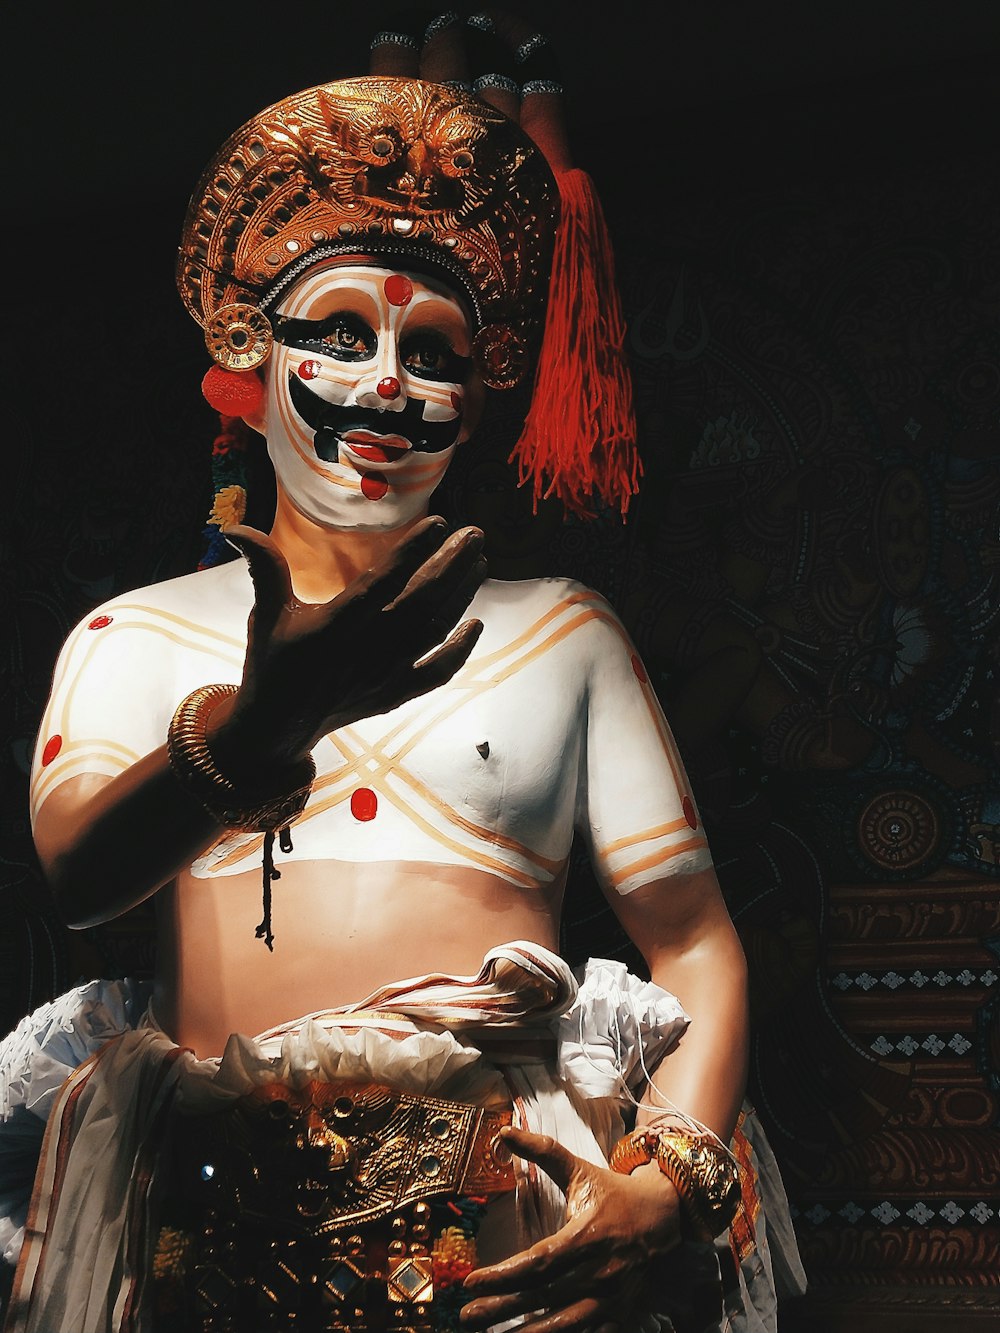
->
[343,432,410,463]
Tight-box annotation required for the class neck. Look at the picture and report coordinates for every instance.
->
[270,491,427,603]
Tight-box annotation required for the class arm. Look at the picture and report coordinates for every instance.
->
[610,866,749,1141]
[461,610,748,1333]
[33,519,486,928]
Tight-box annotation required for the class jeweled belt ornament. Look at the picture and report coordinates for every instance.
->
[151,1079,514,1332]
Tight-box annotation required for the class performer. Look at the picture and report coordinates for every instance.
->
[1,13,805,1333]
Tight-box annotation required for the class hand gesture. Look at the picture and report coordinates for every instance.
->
[214,517,486,772]
[460,1126,683,1333]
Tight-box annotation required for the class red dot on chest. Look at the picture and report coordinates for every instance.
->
[350,788,378,821]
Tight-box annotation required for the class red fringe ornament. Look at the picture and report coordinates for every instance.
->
[202,365,265,418]
[509,168,640,520]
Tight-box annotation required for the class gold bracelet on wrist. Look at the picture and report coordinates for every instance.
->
[608,1122,742,1242]
[167,684,315,833]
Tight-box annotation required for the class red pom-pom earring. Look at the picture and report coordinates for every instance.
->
[201,364,265,417]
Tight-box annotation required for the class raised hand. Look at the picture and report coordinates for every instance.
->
[211,517,487,775]
[460,1126,683,1333]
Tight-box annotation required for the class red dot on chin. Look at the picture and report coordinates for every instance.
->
[351,788,378,821]
[88,615,113,630]
[630,653,648,683]
[42,735,63,767]
[361,473,389,500]
[682,795,699,830]
[384,274,413,307]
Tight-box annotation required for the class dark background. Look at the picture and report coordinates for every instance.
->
[4,2,1000,1325]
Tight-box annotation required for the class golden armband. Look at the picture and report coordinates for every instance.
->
[609,1121,742,1243]
[167,683,315,833]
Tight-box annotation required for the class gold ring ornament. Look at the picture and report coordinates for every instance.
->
[204,302,274,372]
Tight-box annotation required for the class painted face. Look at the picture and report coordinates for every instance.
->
[261,263,482,531]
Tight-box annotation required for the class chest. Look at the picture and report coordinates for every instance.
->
[187,582,591,881]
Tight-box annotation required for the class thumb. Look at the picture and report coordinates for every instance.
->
[226,525,295,632]
[500,1125,583,1194]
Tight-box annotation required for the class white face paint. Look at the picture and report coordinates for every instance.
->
[260,263,482,532]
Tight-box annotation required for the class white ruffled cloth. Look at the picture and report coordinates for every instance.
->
[0,946,805,1333]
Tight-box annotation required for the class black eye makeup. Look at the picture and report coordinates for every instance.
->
[273,310,376,361]
[400,331,472,383]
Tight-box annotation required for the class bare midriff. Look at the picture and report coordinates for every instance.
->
[153,859,566,1058]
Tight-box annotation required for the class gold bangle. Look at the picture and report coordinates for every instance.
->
[608,1124,742,1242]
[167,684,315,832]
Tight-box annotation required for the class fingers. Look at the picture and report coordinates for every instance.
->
[225,525,295,633]
[391,548,488,656]
[352,515,454,607]
[463,1213,591,1299]
[379,524,486,634]
[499,1125,581,1194]
[462,1293,606,1333]
[402,617,484,700]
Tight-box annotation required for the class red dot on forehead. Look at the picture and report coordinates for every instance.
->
[384,274,413,307]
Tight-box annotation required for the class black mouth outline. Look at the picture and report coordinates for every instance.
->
[288,375,462,462]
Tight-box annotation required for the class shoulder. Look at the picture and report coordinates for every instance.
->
[470,576,630,665]
[50,560,252,688]
[472,575,613,620]
[91,558,251,621]
[65,560,252,643]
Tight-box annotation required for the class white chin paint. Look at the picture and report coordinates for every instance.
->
[266,432,458,534]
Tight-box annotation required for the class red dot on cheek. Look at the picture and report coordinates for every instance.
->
[384,274,413,307]
[682,795,699,830]
[630,653,648,683]
[450,391,462,412]
[361,474,390,500]
[42,735,63,766]
[298,360,323,380]
[88,615,113,630]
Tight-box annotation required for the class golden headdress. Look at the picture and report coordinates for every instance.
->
[176,75,558,392]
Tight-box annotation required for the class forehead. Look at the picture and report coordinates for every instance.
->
[276,262,472,326]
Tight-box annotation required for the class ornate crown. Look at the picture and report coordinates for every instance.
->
[176,75,559,390]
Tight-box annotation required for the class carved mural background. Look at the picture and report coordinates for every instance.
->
[3,5,999,1325]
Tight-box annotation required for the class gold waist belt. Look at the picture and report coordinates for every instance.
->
[152,1079,515,1333]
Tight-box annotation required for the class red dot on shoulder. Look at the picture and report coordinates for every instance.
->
[384,274,413,307]
[41,735,63,766]
[682,795,699,830]
[88,615,113,630]
[630,653,648,683]
[350,788,378,821]
[361,474,389,500]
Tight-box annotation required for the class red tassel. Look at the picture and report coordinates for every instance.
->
[509,168,640,520]
[202,364,265,417]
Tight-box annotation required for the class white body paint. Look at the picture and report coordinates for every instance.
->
[31,561,712,897]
